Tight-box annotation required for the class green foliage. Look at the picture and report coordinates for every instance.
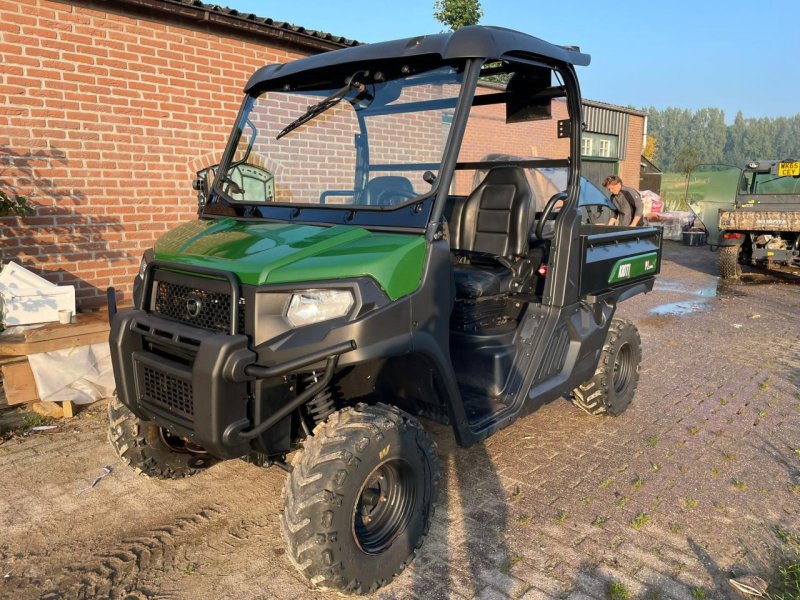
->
[433,0,483,30]
[0,188,33,217]
[607,580,631,600]
[769,562,800,600]
[644,106,800,172]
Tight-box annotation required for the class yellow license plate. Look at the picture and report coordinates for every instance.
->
[778,161,800,176]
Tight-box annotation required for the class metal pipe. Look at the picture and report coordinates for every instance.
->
[235,354,339,441]
[243,340,356,379]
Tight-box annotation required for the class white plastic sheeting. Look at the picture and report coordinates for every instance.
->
[27,343,115,405]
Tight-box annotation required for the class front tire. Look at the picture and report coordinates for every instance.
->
[108,396,217,479]
[281,403,439,594]
[719,245,742,280]
[572,318,642,416]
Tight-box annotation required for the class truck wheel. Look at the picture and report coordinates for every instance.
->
[281,403,439,594]
[108,396,217,479]
[571,318,641,416]
[719,246,742,280]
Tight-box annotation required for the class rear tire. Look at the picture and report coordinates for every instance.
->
[108,396,217,479]
[719,245,742,280]
[281,403,439,594]
[572,318,641,416]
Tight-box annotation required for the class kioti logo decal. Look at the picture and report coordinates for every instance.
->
[186,296,203,317]
[618,264,631,278]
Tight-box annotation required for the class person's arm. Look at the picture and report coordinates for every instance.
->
[628,189,644,226]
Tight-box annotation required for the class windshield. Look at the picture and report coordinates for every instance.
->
[739,170,800,195]
[214,65,465,208]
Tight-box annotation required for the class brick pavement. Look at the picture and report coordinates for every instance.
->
[0,241,798,599]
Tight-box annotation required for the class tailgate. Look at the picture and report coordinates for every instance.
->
[579,226,662,297]
[719,210,800,232]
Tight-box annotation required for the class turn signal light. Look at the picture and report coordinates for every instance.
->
[722,232,743,239]
[537,264,548,276]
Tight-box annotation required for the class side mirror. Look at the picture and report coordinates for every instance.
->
[193,165,218,213]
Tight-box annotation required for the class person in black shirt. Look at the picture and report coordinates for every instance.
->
[602,175,644,226]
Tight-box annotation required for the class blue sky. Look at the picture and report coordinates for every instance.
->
[223,1,797,122]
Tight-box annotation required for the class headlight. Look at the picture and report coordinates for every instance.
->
[287,289,354,327]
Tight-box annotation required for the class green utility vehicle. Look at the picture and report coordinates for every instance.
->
[716,160,800,279]
[108,26,662,594]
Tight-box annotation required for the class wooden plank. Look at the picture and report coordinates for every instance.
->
[0,360,40,406]
[62,400,75,419]
[21,310,111,342]
[0,332,110,357]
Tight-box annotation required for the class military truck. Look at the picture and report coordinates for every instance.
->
[107,26,662,594]
[717,160,800,279]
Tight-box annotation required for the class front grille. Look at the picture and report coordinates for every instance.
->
[140,364,194,419]
[153,280,245,333]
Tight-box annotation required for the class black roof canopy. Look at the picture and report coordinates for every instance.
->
[244,26,591,93]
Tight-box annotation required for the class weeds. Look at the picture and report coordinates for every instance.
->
[632,476,644,490]
[646,436,659,448]
[684,497,698,509]
[631,512,650,530]
[607,580,631,600]
[593,515,608,528]
[733,479,748,490]
[499,554,522,574]
[690,587,706,599]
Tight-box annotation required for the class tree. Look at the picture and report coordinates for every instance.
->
[643,135,658,164]
[433,0,483,31]
[675,144,701,177]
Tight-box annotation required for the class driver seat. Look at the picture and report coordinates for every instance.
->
[452,166,532,299]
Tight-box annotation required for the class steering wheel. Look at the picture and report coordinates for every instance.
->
[535,191,568,241]
[374,188,418,206]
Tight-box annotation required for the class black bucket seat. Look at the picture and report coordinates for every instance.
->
[451,166,532,298]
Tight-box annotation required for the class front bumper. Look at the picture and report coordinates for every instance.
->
[110,309,256,458]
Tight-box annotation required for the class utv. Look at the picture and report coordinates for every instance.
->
[108,26,662,594]
[716,160,800,279]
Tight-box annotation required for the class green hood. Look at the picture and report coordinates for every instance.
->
[154,219,427,300]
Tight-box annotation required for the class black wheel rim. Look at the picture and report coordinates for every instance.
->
[613,342,633,395]
[352,459,416,555]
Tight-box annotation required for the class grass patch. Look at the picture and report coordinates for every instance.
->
[669,522,682,534]
[616,496,629,509]
[651,462,661,472]
[733,479,748,490]
[768,562,800,600]
[690,587,706,599]
[689,426,700,436]
[684,497,699,509]
[510,485,524,502]
[556,510,569,524]
[631,512,650,530]
[580,496,593,505]
[632,476,644,490]
[600,477,614,489]
[499,554,523,574]
[607,580,631,600]
[593,515,608,528]
[516,514,531,525]
[646,436,659,448]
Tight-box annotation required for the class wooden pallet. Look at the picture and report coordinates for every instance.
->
[0,309,113,415]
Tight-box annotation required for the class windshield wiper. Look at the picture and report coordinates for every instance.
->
[276,71,370,140]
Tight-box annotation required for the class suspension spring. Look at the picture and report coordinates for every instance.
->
[304,371,334,425]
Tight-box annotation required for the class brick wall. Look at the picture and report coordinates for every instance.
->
[0,0,309,306]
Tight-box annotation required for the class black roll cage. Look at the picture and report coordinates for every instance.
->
[206,56,584,249]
